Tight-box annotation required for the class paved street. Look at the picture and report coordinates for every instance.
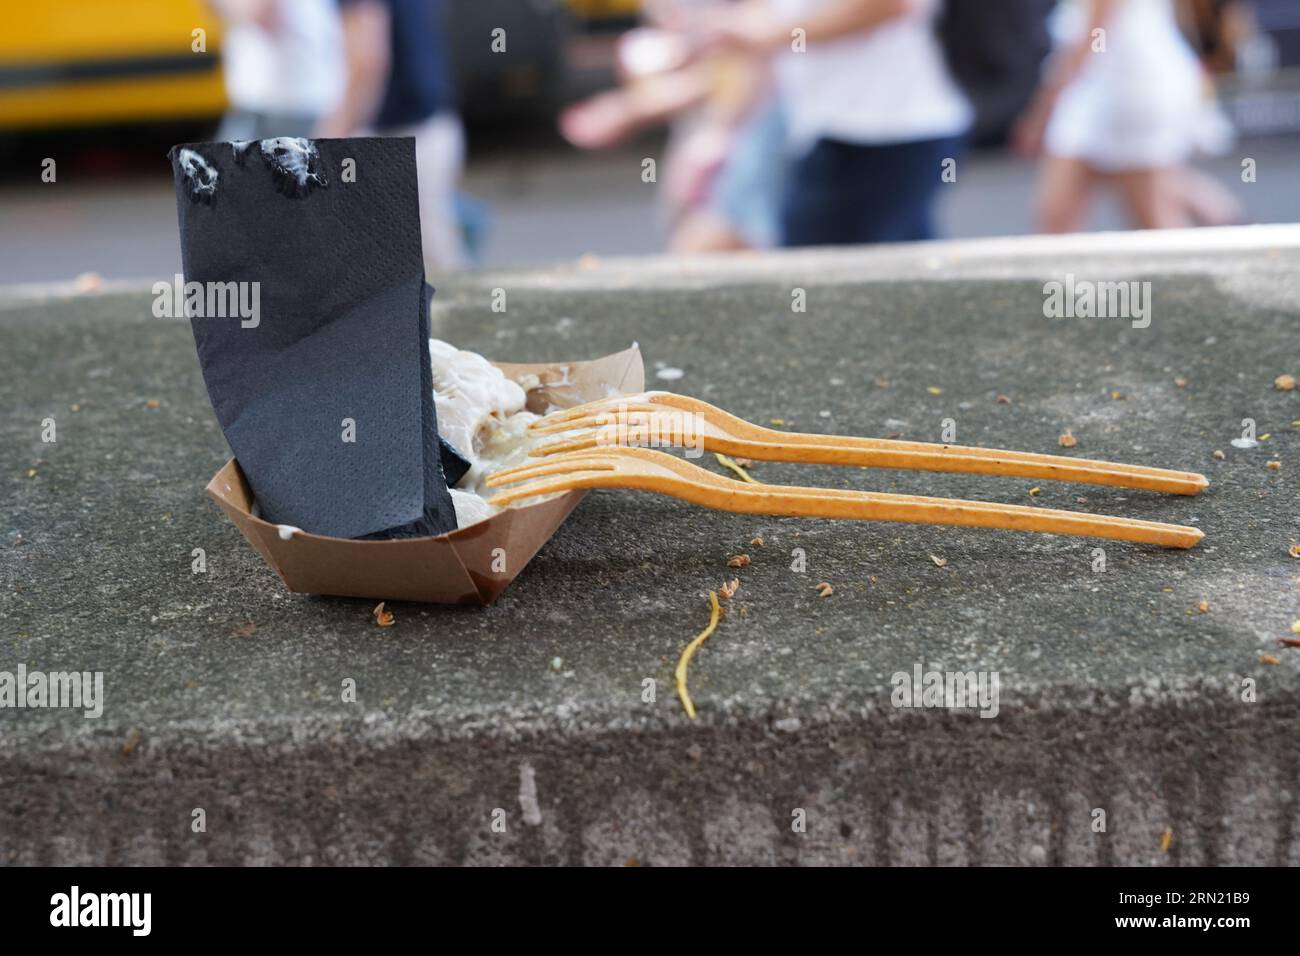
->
[1,132,1298,288]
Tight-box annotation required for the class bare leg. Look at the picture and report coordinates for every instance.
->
[1036,155,1095,234]
[667,210,751,254]
[1170,165,1245,226]
[1113,167,1192,230]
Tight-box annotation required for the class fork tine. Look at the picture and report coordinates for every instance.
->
[529,393,656,426]
[530,414,632,436]
[485,476,592,507]
[485,455,617,487]
[528,432,604,456]
[530,420,675,457]
[530,405,660,435]
[526,396,622,425]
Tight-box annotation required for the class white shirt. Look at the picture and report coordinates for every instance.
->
[222,0,344,117]
[772,0,973,152]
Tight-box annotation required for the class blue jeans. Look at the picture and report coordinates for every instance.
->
[781,135,965,246]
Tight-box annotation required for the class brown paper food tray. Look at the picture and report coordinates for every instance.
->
[205,345,644,605]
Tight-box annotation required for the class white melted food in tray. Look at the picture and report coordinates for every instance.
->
[429,339,544,528]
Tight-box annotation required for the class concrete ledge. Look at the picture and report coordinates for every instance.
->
[3,228,1298,864]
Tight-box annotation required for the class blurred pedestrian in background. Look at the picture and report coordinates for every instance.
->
[649,22,784,254]
[317,0,467,270]
[1014,0,1243,232]
[212,0,344,141]
[1182,0,1253,74]
[701,0,973,247]
[937,0,1056,147]
[559,5,785,253]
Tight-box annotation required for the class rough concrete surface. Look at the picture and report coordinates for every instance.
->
[1,227,1298,865]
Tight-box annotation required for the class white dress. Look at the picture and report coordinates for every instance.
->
[1044,0,1221,171]
[771,0,972,154]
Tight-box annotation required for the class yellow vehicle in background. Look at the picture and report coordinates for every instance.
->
[0,0,641,133]
[0,0,226,131]
[567,0,640,14]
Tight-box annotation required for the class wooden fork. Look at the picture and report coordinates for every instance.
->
[529,391,1209,496]
[486,446,1203,548]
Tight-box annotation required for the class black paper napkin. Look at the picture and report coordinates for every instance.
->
[169,136,458,539]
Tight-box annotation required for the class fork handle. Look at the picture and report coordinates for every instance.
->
[713,435,1208,496]
[659,478,1203,549]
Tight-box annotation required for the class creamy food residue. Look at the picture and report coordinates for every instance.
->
[429,339,544,527]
